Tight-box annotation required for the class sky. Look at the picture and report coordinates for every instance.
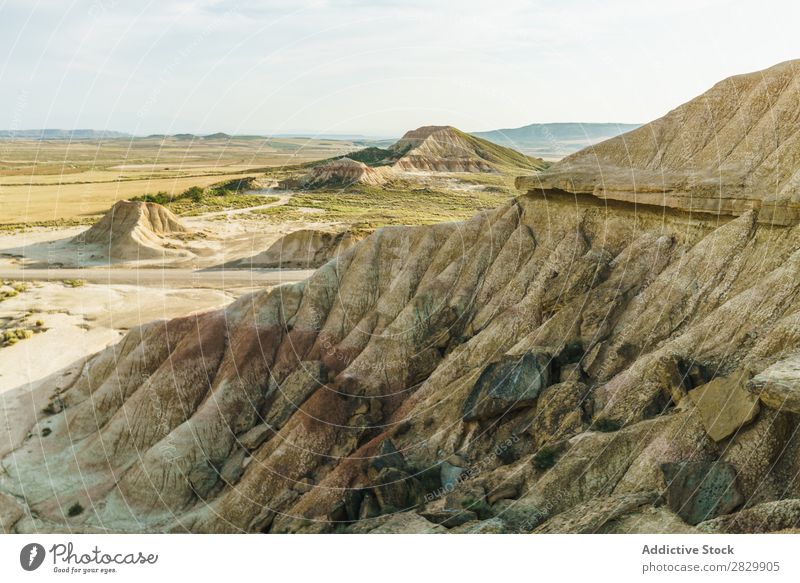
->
[0,0,798,137]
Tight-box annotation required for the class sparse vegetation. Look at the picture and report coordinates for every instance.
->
[62,279,86,288]
[42,399,64,415]
[132,179,276,216]
[532,445,559,470]
[2,328,33,347]
[336,146,397,167]
[252,177,516,228]
[593,418,623,432]
[0,280,30,302]
[0,136,359,225]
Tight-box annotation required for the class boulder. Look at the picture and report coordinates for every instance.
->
[440,461,466,490]
[0,491,24,533]
[369,439,407,477]
[559,363,584,383]
[533,491,659,534]
[529,381,588,446]
[660,461,744,525]
[600,505,697,534]
[373,467,419,511]
[420,497,477,528]
[368,512,447,534]
[449,517,507,533]
[462,353,551,422]
[748,355,800,414]
[696,499,800,533]
[688,374,760,441]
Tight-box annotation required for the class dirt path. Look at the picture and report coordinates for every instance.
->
[198,188,293,219]
[0,267,314,289]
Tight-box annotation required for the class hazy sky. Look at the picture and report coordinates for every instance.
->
[1,0,798,136]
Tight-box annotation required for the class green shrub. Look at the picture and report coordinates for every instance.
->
[62,279,86,288]
[593,418,622,432]
[67,503,84,517]
[184,186,204,202]
[532,445,558,470]
[15,328,32,340]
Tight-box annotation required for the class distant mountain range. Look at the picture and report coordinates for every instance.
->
[0,125,640,158]
[472,122,640,158]
[0,129,133,140]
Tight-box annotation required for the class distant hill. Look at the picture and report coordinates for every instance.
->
[472,122,640,158]
[336,125,545,173]
[0,129,132,140]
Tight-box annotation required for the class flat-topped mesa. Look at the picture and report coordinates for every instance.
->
[389,125,459,152]
[517,59,800,225]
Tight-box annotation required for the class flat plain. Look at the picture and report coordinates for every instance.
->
[0,135,358,224]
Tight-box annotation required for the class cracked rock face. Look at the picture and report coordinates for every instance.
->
[4,188,800,534]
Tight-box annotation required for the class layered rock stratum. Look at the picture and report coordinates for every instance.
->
[289,158,390,189]
[235,229,361,269]
[2,62,800,534]
[520,59,800,225]
[391,126,544,173]
[71,200,193,261]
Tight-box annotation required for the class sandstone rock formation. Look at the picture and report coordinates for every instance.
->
[391,126,544,173]
[284,126,544,188]
[236,229,362,269]
[519,59,800,225]
[3,64,800,534]
[4,187,800,534]
[748,355,800,414]
[71,200,193,261]
[285,158,390,189]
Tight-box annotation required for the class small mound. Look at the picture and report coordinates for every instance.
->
[286,158,390,189]
[240,228,361,268]
[73,200,191,260]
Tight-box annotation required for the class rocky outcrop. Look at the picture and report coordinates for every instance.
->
[697,499,800,533]
[519,59,800,225]
[285,158,390,189]
[5,185,800,534]
[71,200,193,261]
[237,229,362,269]
[748,354,800,414]
[391,126,544,173]
[661,461,743,525]
[687,374,760,441]
[5,64,800,534]
[462,353,551,421]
